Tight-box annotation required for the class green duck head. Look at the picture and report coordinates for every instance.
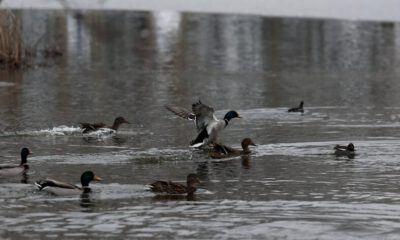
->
[81,171,102,187]
[224,111,241,122]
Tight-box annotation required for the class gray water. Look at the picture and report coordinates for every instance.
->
[1,10,400,239]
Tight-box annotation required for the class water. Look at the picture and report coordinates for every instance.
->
[1,9,400,239]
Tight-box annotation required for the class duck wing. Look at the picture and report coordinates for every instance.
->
[334,145,347,150]
[35,178,79,191]
[79,122,107,133]
[221,145,239,154]
[149,180,187,194]
[166,182,187,194]
[192,101,217,132]
[209,143,240,158]
[165,105,196,121]
[212,143,228,154]
[149,180,170,193]
[213,143,238,154]
[209,143,227,158]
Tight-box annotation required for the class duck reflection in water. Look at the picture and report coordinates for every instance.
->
[81,135,127,145]
[20,172,29,184]
[80,192,96,209]
[241,155,252,169]
[152,194,196,201]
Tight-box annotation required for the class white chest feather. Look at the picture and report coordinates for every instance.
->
[206,120,225,134]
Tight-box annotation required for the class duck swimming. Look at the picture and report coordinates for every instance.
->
[0,148,31,176]
[166,100,241,148]
[288,101,304,113]
[149,173,200,195]
[35,171,102,196]
[334,143,355,158]
[79,116,130,133]
[209,138,256,159]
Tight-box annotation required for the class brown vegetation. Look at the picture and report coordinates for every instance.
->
[0,10,22,68]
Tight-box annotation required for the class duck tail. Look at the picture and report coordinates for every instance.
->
[145,184,155,191]
[190,129,209,147]
[34,180,46,191]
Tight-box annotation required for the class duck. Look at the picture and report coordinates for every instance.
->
[0,148,31,176]
[334,143,355,158]
[209,138,256,159]
[149,173,200,195]
[288,101,304,113]
[35,171,102,196]
[79,116,130,133]
[166,100,241,148]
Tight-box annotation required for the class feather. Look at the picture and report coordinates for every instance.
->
[165,105,196,121]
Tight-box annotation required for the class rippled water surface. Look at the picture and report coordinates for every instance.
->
[1,9,400,239]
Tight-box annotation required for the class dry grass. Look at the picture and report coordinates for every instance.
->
[0,10,22,68]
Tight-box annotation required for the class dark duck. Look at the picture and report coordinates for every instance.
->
[149,173,201,195]
[166,100,241,148]
[79,116,130,133]
[35,171,102,196]
[0,148,31,176]
[209,138,256,159]
[288,101,304,113]
[334,143,355,158]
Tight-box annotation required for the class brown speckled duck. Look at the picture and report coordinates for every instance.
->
[149,173,200,195]
[79,116,130,133]
[209,138,256,159]
[334,143,355,158]
[288,101,304,113]
[0,148,31,176]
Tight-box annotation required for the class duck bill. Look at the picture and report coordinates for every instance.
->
[93,175,102,181]
[237,115,242,118]
[124,120,131,124]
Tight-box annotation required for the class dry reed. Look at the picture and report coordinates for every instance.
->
[0,10,22,68]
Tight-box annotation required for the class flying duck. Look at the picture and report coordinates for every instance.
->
[79,116,130,133]
[288,101,304,113]
[0,148,31,176]
[35,171,102,196]
[149,173,200,195]
[334,143,355,158]
[166,100,241,148]
[209,138,256,159]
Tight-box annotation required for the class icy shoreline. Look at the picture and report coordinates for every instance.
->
[1,0,400,22]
